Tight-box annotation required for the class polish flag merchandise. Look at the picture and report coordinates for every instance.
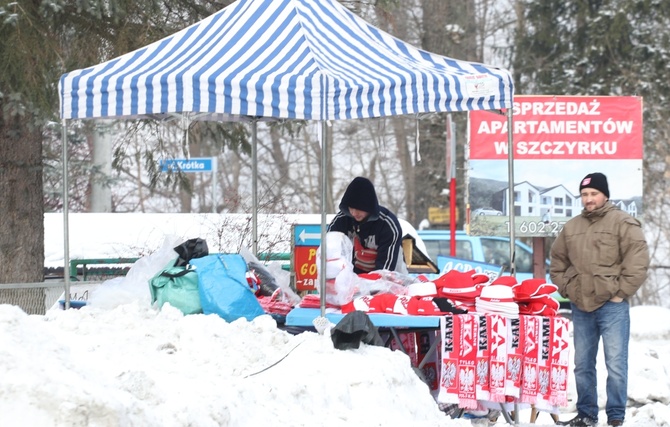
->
[505,316,525,397]
[368,292,399,313]
[430,312,570,413]
[434,269,487,304]
[549,316,570,408]
[512,279,561,317]
[487,314,508,403]
[491,276,517,287]
[298,294,339,309]
[407,296,445,315]
[340,295,373,314]
[438,315,461,405]
[298,267,571,413]
[475,285,519,318]
[457,314,478,409]
[535,316,554,411]
[392,295,411,315]
[389,332,419,367]
[520,315,542,404]
[407,281,438,297]
[341,293,463,316]
[512,279,558,300]
[474,314,491,402]
[518,296,560,317]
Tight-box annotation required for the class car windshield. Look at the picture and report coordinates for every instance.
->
[480,238,533,273]
[423,239,474,262]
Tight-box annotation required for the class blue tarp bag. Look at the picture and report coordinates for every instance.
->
[190,254,265,322]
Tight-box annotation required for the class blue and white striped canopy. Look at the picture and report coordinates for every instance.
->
[59,0,514,121]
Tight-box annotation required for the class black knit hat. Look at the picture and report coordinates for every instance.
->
[339,177,380,215]
[579,172,609,198]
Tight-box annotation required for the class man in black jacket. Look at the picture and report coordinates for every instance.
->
[328,177,407,274]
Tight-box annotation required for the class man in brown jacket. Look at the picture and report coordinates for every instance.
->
[551,172,649,427]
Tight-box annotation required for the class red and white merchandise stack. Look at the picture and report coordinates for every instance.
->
[475,285,519,318]
[432,269,490,312]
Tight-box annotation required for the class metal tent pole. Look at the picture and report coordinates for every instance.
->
[319,119,328,318]
[252,118,258,256]
[318,71,329,320]
[506,107,519,425]
[507,107,516,277]
[61,119,71,309]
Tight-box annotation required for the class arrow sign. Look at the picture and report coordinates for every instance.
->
[293,224,322,246]
[299,228,321,242]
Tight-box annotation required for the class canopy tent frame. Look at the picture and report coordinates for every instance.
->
[57,0,516,319]
[59,111,516,316]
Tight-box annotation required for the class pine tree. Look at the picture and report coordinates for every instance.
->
[514,0,670,303]
[0,0,231,295]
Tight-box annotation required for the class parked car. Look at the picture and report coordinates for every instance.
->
[472,207,503,216]
[417,229,570,313]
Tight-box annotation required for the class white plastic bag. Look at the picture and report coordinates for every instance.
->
[240,246,301,306]
[316,232,358,306]
[87,235,183,309]
[266,262,301,306]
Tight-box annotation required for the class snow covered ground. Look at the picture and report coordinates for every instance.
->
[3,212,661,426]
[1,291,669,426]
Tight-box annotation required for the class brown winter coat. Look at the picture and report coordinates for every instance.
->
[550,202,649,312]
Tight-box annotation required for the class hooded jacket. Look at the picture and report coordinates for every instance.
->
[550,201,649,312]
[328,177,405,274]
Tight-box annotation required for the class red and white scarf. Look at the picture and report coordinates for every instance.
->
[436,313,570,411]
[487,314,508,402]
[520,315,542,404]
[457,314,478,408]
[417,330,440,398]
[389,332,419,367]
[475,314,491,402]
[505,316,525,398]
[437,315,460,405]
[549,316,570,408]
[535,316,554,410]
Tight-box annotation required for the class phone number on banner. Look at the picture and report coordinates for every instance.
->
[505,220,566,236]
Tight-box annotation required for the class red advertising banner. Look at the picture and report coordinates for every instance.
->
[470,96,643,160]
[466,95,644,238]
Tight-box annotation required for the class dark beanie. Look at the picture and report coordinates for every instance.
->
[339,177,380,214]
[579,172,609,198]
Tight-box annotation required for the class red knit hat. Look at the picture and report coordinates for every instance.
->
[491,276,518,287]
[512,279,558,301]
[434,269,484,300]
[518,297,559,316]
[341,295,374,313]
[472,273,491,285]
[392,295,412,315]
[368,293,400,314]
[407,296,446,316]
